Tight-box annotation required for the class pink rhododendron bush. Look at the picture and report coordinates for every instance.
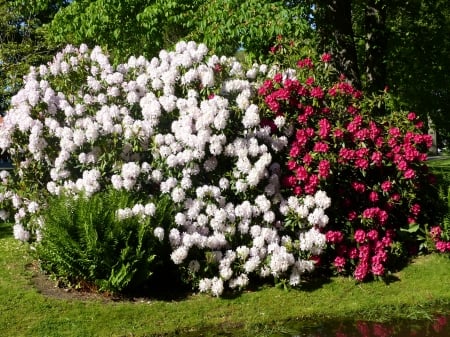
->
[0,41,443,295]
[258,39,445,280]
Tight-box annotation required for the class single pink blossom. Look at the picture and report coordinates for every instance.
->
[404,168,416,179]
[321,53,332,63]
[371,262,384,276]
[354,229,366,243]
[367,229,379,241]
[334,256,346,271]
[354,262,368,281]
[381,181,392,192]
[436,241,448,252]
[430,226,442,239]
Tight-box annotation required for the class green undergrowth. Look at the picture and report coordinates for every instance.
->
[0,222,449,337]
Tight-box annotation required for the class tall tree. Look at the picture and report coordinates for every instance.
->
[44,0,313,63]
[385,0,450,139]
[0,0,69,113]
[34,0,450,137]
[44,0,201,63]
[314,1,361,88]
[299,0,450,127]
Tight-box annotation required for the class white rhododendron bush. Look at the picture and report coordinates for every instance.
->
[0,42,331,295]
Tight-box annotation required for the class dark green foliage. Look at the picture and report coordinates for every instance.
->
[0,0,68,114]
[44,0,313,63]
[36,189,172,294]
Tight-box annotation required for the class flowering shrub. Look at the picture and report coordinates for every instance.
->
[257,45,441,280]
[0,38,444,294]
[0,42,331,295]
[428,186,450,253]
[429,225,450,253]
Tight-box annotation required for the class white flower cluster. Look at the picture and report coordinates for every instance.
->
[0,41,332,296]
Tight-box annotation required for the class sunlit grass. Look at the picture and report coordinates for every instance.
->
[0,221,449,337]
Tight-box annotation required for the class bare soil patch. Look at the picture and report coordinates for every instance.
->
[28,262,117,302]
[27,261,191,303]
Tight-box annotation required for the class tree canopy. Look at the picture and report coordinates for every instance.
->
[44,0,313,62]
[3,0,450,139]
[0,0,69,113]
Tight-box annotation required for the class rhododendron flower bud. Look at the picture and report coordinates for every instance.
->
[310,86,324,99]
[318,160,330,178]
[354,262,368,281]
[347,211,357,221]
[404,168,416,179]
[303,77,314,86]
[377,209,389,225]
[321,53,332,63]
[297,58,314,69]
[303,153,313,165]
[371,262,384,276]
[313,142,329,153]
[410,203,421,216]
[273,73,283,83]
[333,129,344,138]
[391,193,401,202]
[351,181,366,193]
[369,191,379,203]
[348,247,358,259]
[326,230,344,244]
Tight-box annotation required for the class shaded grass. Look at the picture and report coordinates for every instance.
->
[428,156,450,184]
[0,220,11,239]
[427,156,450,170]
[0,221,449,337]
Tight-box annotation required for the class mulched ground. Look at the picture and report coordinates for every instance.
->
[28,261,192,303]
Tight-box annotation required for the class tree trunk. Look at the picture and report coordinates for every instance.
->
[315,0,361,88]
[364,0,388,96]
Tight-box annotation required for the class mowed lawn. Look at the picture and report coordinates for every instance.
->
[1,221,449,337]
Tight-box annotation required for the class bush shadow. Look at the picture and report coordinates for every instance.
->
[0,222,12,239]
[382,274,400,285]
[122,269,193,302]
[298,276,333,292]
[219,274,334,300]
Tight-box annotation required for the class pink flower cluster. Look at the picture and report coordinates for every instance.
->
[326,228,392,279]
[258,52,436,280]
[430,226,450,253]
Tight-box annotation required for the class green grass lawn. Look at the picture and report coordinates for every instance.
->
[1,156,450,336]
[428,156,450,177]
[1,222,449,337]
